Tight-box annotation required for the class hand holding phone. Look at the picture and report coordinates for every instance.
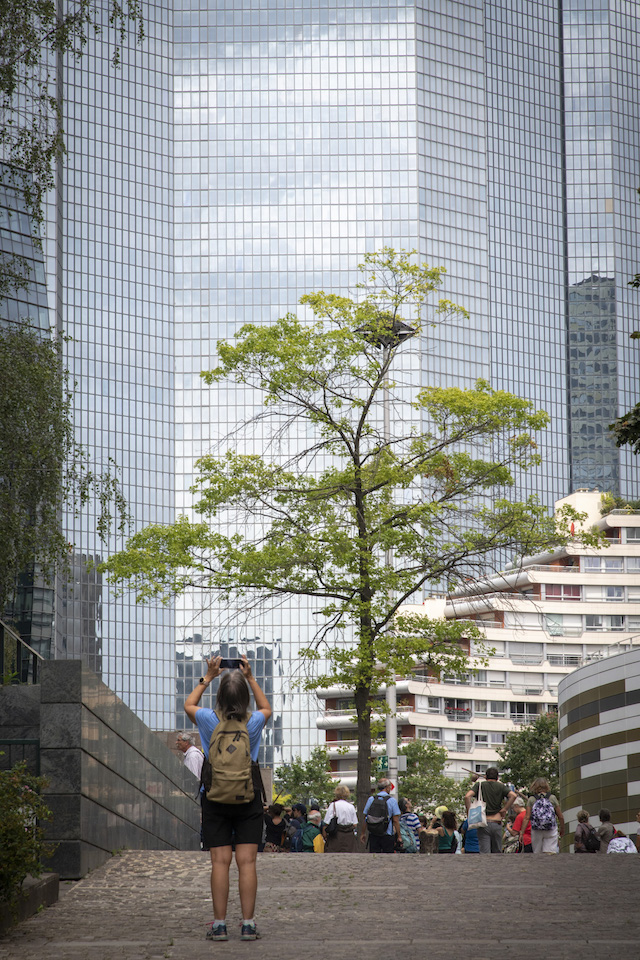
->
[219,657,241,669]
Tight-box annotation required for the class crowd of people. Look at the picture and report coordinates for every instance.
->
[260,768,640,857]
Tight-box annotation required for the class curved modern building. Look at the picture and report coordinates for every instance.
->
[559,646,640,851]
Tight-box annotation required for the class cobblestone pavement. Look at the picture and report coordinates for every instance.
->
[1,851,639,960]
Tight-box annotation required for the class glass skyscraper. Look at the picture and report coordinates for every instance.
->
[6,0,637,765]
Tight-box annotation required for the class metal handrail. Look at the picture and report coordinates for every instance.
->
[0,618,43,660]
[0,617,43,684]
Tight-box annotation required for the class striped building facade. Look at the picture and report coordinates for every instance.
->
[558,647,640,851]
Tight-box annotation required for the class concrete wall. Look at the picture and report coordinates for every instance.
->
[558,648,640,851]
[0,661,201,878]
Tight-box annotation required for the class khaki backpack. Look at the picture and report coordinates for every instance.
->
[205,716,254,804]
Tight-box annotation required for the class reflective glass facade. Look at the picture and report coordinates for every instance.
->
[43,3,176,729]
[14,0,637,764]
[1,168,55,658]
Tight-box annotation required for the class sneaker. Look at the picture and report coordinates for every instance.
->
[240,922,261,941]
[206,922,228,941]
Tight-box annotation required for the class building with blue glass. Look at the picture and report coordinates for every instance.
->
[3,0,638,768]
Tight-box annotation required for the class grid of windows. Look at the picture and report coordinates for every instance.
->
[23,0,639,757]
[43,2,176,729]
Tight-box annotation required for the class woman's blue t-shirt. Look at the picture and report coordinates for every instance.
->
[195,708,266,761]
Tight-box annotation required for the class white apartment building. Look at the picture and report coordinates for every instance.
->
[317,491,640,786]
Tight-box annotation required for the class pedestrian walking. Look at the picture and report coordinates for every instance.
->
[184,654,271,943]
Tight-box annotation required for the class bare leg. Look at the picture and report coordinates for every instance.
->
[209,846,233,919]
[235,843,259,919]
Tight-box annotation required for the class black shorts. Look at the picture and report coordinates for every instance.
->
[369,833,395,853]
[202,793,264,848]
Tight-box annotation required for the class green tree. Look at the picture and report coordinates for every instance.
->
[0,760,53,913]
[274,746,336,806]
[102,249,595,815]
[0,324,128,611]
[397,739,457,811]
[609,395,640,455]
[496,712,559,797]
[0,0,144,295]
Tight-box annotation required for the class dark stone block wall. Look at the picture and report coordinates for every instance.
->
[0,661,201,878]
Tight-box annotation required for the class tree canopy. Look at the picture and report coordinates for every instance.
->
[0,0,144,295]
[0,323,128,611]
[496,712,559,797]
[274,746,336,806]
[397,738,464,815]
[103,248,591,813]
[609,392,640,455]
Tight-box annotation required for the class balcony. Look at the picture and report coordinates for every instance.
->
[547,654,583,667]
[511,713,540,724]
[443,739,473,753]
[444,707,472,722]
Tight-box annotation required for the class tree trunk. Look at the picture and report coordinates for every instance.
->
[355,683,372,823]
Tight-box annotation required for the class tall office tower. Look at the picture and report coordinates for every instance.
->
[6,0,635,762]
[38,3,176,729]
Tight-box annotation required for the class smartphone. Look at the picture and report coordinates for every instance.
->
[219,657,242,669]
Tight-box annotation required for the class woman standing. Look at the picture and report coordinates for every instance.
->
[324,785,359,852]
[398,798,422,850]
[434,810,460,853]
[184,655,271,943]
[574,810,598,853]
[263,803,286,852]
[520,777,564,854]
[505,797,531,853]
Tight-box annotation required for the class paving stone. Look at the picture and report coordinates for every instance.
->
[0,851,638,960]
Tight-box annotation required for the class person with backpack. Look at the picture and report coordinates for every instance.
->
[574,809,600,853]
[519,777,564,854]
[398,798,421,853]
[464,766,517,853]
[184,654,271,943]
[361,778,402,853]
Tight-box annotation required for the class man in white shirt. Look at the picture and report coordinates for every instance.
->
[176,732,204,778]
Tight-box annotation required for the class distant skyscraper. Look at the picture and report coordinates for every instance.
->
[3,0,636,765]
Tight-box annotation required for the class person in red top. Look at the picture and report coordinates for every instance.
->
[508,797,532,852]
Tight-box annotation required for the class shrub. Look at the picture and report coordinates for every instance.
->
[0,761,54,912]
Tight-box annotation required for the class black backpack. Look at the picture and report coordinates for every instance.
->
[583,826,601,852]
[365,794,390,836]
